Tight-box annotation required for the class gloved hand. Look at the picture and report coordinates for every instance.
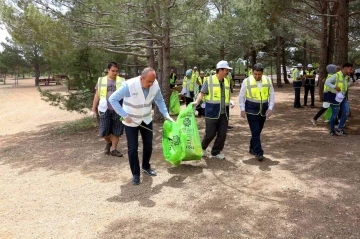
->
[166,116,175,122]
[230,100,235,108]
[90,111,97,118]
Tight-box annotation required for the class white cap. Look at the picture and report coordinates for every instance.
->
[216,60,232,70]
[193,66,198,69]
[335,92,345,103]
[307,64,313,68]
[200,71,204,74]
[297,63,303,68]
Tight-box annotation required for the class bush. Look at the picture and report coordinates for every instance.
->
[54,117,97,135]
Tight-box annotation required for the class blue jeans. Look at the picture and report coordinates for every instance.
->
[330,99,349,131]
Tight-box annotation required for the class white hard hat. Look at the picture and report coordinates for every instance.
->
[297,63,303,68]
[307,64,313,68]
[216,60,232,70]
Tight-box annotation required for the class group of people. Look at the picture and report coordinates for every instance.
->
[292,62,354,135]
[91,61,275,185]
[90,60,354,186]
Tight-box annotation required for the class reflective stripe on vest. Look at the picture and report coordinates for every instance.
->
[183,76,194,92]
[305,70,315,78]
[323,72,348,95]
[245,76,271,103]
[122,76,159,127]
[98,76,125,99]
[204,75,230,105]
[292,69,300,81]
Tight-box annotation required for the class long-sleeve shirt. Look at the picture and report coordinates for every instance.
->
[325,72,350,91]
[108,84,169,119]
[239,78,275,111]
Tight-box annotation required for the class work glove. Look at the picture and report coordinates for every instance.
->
[230,100,235,108]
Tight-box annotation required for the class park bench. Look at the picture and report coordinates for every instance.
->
[233,74,247,86]
[39,74,69,86]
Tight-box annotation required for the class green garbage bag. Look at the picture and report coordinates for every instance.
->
[162,120,186,166]
[177,104,203,161]
[323,107,332,121]
[169,91,180,115]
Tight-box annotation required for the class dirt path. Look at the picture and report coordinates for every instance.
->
[0,78,83,136]
[1,80,360,239]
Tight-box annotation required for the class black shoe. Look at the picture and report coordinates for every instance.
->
[330,131,338,136]
[110,149,123,157]
[249,149,256,155]
[142,168,157,176]
[104,142,112,154]
[132,175,140,185]
[337,129,348,135]
[227,126,233,131]
[256,154,264,161]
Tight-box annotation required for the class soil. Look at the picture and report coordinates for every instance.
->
[1,78,360,239]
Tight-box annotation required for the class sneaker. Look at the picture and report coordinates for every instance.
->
[213,153,225,159]
[337,129,348,135]
[330,131,338,136]
[227,126,233,131]
[311,119,317,126]
[110,149,123,157]
[104,142,112,154]
[324,119,330,123]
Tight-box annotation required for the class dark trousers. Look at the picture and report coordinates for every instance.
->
[185,91,194,106]
[247,114,266,156]
[304,85,315,106]
[313,107,327,121]
[124,121,153,176]
[202,114,228,156]
[293,81,302,108]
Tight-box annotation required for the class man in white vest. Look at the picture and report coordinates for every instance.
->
[91,62,125,157]
[109,67,174,185]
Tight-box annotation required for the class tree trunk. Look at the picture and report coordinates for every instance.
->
[318,0,328,100]
[327,1,339,64]
[3,73,6,85]
[144,4,155,68]
[251,49,256,66]
[34,62,40,86]
[276,36,282,87]
[281,37,290,84]
[303,41,307,66]
[219,43,225,60]
[335,0,349,65]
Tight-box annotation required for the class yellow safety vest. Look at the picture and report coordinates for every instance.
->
[245,76,272,103]
[203,75,230,119]
[98,76,125,99]
[183,76,195,92]
[198,76,206,85]
[323,72,348,95]
[191,71,199,84]
[305,70,315,78]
